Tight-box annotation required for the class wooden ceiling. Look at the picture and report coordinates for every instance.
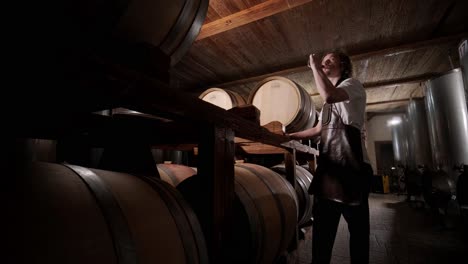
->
[171,0,468,115]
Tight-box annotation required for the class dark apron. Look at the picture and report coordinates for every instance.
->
[309,103,372,205]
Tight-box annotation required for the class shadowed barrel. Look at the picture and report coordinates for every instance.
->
[19,162,208,264]
[177,163,298,264]
[271,164,314,226]
[199,88,246,110]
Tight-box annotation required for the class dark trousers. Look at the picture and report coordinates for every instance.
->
[311,197,370,264]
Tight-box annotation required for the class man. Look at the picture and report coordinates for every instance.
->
[287,51,372,264]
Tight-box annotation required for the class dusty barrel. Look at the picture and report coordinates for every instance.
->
[199,88,246,110]
[20,162,208,264]
[177,163,298,264]
[157,163,197,187]
[271,164,314,226]
[248,76,316,132]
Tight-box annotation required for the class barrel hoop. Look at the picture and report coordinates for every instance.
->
[156,164,178,186]
[141,176,208,264]
[63,164,138,264]
[236,164,286,259]
[296,172,310,224]
[225,90,237,106]
[271,165,311,224]
[234,177,264,263]
[295,170,309,193]
[160,0,209,65]
[286,84,311,132]
[159,0,197,54]
[170,0,209,64]
[295,170,313,225]
[297,166,313,185]
[228,90,246,105]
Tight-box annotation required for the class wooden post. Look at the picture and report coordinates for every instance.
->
[198,125,235,263]
[284,149,298,253]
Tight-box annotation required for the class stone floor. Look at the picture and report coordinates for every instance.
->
[295,193,468,264]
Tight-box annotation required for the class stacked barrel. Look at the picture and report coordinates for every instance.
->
[156,162,314,264]
[19,162,209,264]
[199,76,316,133]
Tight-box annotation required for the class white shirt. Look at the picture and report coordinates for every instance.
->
[319,77,370,163]
[335,78,367,128]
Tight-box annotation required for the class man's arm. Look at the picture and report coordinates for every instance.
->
[310,54,349,103]
[287,121,322,140]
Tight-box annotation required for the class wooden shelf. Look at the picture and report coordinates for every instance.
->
[13,57,317,263]
[236,137,319,155]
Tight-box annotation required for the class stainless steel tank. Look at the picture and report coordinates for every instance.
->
[459,39,468,98]
[406,98,432,170]
[425,68,468,189]
[391,115,409,167]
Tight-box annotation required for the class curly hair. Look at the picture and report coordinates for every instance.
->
[323,50,353,80]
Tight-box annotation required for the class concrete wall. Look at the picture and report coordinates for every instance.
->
[365,114,402,173]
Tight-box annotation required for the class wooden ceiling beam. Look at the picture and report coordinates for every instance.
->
[214,33,467,88]
[366,110,406,121]
[362,73,435,89]
[350,33,466,60]
[366,98,413,106]
[196,0,314,40]
[313,99,412,113]
[308,73,434,96]
[365,99,411,119]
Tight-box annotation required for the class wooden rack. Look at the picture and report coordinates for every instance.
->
[12,57,318,264]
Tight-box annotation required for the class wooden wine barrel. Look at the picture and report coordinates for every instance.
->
[157,163,197,187]
[199,88,247,110]
[23,0,209,116]
[20,162,208,264]
[271,164,314,226]
[177,163,298,264]
[248,76,316,132]
[117,0,209,65]
[49,0,208,66]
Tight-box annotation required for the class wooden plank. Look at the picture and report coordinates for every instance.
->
[197,0,314,40]
[284,150,297,189]
[282,140,319,155]
[362,73,437,89]
[351,33,467,61]
[284,149,298,251]
[121,81,290,147]
[366,98,413,106]
[235,136,318,155]
[10,112,113,140]
[198,125,235,264]
[367,110,406,121]
[53,58,318,157]
[239,142,288,154]
[307,72,438,97]
[213,33,467,88]
[227,104,260,125]
[150,143,197,151]
[262,121,286,135]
